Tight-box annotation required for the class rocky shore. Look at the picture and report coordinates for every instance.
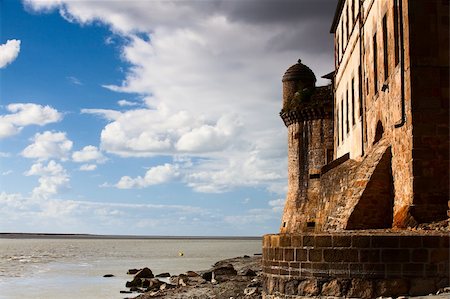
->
[116,253,450,299]
[118,255,262,299]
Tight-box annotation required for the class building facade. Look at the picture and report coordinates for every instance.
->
[280,0,449,234]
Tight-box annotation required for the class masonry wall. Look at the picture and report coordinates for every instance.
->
[262,232,449,298]
[409,0,450,223]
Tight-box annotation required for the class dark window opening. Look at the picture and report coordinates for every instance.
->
[351,78,356,125]
[309,173,321,179]
[282,222,286,228]
[393,0,400,66]
[373,33,378,93]
[382,15,389,81]
[337,107,340,145]
[346,89,349,133]
[307,222,316,228]
[346,4,350,40]
[359,66,363,117]
[374,120,384,144]
[352,0,355,23]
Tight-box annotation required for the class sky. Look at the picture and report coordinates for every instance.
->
[0,0,336,236]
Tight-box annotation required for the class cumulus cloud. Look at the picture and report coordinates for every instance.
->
[116,163,179,189]
[26,0,335,194]
[268,198,285,212]
[0,39,21,68]
[0,103,62,139]
[72,145,106,163]
[22,131,73,161]
[25,160,70,199]
[117,99,139,107]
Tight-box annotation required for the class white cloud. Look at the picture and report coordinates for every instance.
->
[0,39,21,68]
[25,160,70,199]
[0,152,11,158]
[268,198,285,212]
[79,164,97,171]
[72,145,106,163]
[24,0,335,195]
[1,170,13,176]
[116,163,178,189]
[117,99,138,107]
[22,131,73,161]
[0,103,62,139]
[67,76,82,85]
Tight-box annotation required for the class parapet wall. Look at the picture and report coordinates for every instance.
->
[262,232,449,298]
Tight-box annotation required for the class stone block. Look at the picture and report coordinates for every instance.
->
[372,236,399,248]
[333,235,352,247]
[402,263,424,277]
[399,236,422,248]
[303,235,315,247]
[284,279,299,295]
[381,249,410,262]
[347,279,374,299]
[375,279,409,297]
[308,249,323,262]
[298,279,320,296]
[323,249,359,262]
[422,236,440,247]
[296,249,307,261]
[291,235,302,247]
[430,248,449,263]
[352,235,371,248]
[284,248,294,261]
[280,235,291,247]
[360,249,380,262]
[411,249,429,262]
[271,235,280,248]
[315,235,332,247]
[409,278,436,296]
[321,279,342,296]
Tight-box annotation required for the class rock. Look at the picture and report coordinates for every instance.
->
[247,278,261,288]
[145,278,163,291]
[129,286,144,293]
[127,269,140,275]
[201,271,213,281]
[155,272,171,278]
[119,290,132,294]
[159,283,176,290]
[213,264,237,276]
[126,277,144,288]
[244,287,258,295]
[243,255,250,258]
[322,279,342,296]
[376,279,408,297]
[242,269,256,277]
[186,271,199,277]
[409,278,436,296]
[284,280,299,295]
[134,267,154,279]
[298,279,320,296]
[103,274,114,277]
[347,279,374,299]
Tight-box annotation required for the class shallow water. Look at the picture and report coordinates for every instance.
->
[0,238,261,299]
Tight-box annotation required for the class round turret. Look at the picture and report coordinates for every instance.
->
[282,59,316,111]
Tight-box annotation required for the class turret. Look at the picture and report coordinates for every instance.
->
[279,60,334,233]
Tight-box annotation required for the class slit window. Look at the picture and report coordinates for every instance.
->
[346,88,349,133]
[337,107,340,145]
[351,78,356,125]
[359,66,363,116]
[393,0,400,66]
[373,33,378,93]
[341,99,344,141]
[382,14,389,81]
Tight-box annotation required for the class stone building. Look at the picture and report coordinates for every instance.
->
[280,0,449,234]
[262,0,449,297]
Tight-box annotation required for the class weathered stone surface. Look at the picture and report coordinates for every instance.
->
[284,279,299,295]
[376,279,408,297]
[298,279,320,296]
[321,279,342,296]
[134,267,154,279]
[409,278,436,296]
[347,279,374,299]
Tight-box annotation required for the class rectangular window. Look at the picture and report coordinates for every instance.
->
[337,107,340,145]
[352,0,355,22]
[341,99,344,140]
[393,0,400,66]
[351,78,355,125]
[359,66,363,116]
[341,22,344,54]
[346,89,349,133]
[373,33,378,93]
[382,15,389,81]
[346,5,350,39]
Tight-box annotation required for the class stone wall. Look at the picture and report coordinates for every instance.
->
[262,232,449,298]
[409,0,449,223]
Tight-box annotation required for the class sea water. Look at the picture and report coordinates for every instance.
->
[0,237,261,299]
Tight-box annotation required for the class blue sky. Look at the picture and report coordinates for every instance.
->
[0,0,335,236]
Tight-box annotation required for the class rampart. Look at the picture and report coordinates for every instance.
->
[262,232,449,298]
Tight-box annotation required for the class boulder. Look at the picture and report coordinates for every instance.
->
[376,279,408,297]
[213,264,237,276]
[347,279,374,299]
[201,271,213,281]
[103,274,114,278]
[409,278,436,296]
[134,267,154,279]
[186,271,199,277]
[155,272,171,278]
[322,279,343,297]
[298,279,320,296]
[241,269,257,277]
[244,287,258,295]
